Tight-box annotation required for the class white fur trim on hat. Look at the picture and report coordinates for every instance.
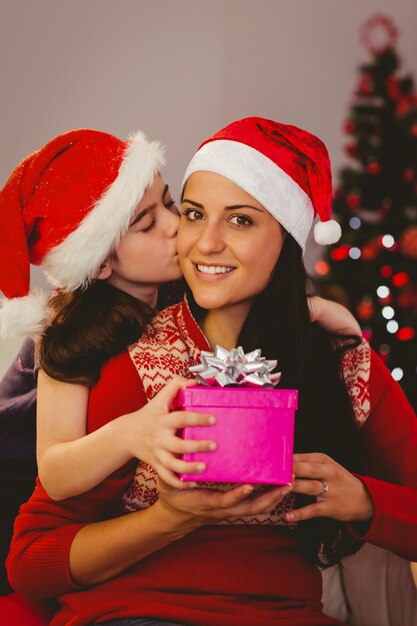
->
[314,219,341,245]
[181,140,315,252]
[43,131,165,291]
[0,290,50,339]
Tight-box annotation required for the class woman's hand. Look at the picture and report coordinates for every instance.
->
[157,477,293,527]
[119,377,217,488]
[285,453,374,524]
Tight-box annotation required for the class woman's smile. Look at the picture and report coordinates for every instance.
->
[193,261,237,280]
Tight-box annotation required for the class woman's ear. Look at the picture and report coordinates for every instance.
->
[95,259,113,281]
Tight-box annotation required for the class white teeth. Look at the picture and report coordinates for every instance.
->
[196,264,234,275]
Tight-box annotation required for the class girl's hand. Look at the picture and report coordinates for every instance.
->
[308,296,361,336]
[285,453,374,524]
[120,377,217,488]
[157,477,293,526]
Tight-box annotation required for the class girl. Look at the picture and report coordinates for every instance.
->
[10,118,415,626]
[0,127,218,498]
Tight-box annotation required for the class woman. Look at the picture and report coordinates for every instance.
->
[8,118,417,626]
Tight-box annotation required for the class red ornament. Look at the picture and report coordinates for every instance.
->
[387,77,401,100]
[380,265,393,278]
[367,160,381,174]
[346,190,361,209]
[333,187,343,200]
[330,245,350,261]
[360,14,398,55]
[403,168,415,182]
[361,239,379,261]
[396,98,411,117]
[343,120,356,134]
[397,286,417,309]
[399,225,417,259]
[397,327,415,341]
[391,272,409,287]
[345,142,358,158]
[357,73,374,95]
[356,296,374,321]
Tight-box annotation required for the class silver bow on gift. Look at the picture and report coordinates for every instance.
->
[189,345,281,387]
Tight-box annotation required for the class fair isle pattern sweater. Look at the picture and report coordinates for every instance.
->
[121,301,371,524]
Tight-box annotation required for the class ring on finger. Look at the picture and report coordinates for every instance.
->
[316,479,329,498]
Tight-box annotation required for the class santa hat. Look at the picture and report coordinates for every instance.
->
[182,117,341,251]
[0,128,165,338]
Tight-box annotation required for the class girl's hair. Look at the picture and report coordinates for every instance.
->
[38,281,155,386]
[187,234,364,567]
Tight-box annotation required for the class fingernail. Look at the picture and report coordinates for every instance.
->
[196,463,206,472]
[208,416,216,425]
[286,513,294,522]
[243,485,254,495]
[208,442,217,450]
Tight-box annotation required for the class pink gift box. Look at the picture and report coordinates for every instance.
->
[172,385,298,485]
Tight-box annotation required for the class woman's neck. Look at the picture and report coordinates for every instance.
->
[200,301,252,351]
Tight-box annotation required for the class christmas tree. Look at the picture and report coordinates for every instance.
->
[318,14,417,411]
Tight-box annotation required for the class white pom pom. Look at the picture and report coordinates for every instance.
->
[0,290,50,339]
[314,219,342,245]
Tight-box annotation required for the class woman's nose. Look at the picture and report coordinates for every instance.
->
[196,222,225,255]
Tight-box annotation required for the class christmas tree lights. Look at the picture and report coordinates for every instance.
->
[319,14,417,410]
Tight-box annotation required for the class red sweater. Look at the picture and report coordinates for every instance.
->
[7,302,417,626]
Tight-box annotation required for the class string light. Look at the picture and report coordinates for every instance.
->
[391,367,404,381]
[349,247,361,259]
[381,234,395,248]
[382,306,395,319]
[349,217,362,230]
[377,285,390,298]
[315,260,330,276]
[387,320,399,333]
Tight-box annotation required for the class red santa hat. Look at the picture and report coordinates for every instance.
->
[0,128,165,338]
[182,117,341,251]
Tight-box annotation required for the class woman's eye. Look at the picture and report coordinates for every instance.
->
[182,208,204,221]
[229,215,252,227]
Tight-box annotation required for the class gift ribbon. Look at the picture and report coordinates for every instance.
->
[189,345,281,387]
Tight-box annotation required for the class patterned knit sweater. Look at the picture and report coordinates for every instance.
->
[7,301,417,626]
[121,300,370,527]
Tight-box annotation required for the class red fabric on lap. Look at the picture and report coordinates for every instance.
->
[0,593,54,625]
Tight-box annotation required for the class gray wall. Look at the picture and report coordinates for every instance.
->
[1,0,417,375]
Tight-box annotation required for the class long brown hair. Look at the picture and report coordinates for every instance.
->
[38,281,154,386]
[238,235,364,566]
[186,235,364,567]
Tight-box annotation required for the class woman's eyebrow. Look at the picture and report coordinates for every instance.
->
[224,204,263,212]
[130,205,156,226]
[182,198,204,209]
[182,198,262,213]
